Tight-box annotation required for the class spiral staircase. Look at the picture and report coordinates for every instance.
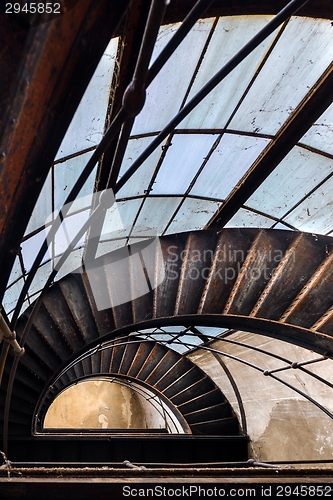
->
[1,227,333,462]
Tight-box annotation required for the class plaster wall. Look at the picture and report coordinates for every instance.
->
[188,331,333,463]
[44,379,166,429]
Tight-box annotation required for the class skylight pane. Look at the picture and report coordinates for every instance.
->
[273,222,293,231]
[301,103,333,156]
[165,197,222,234]
[224,208,275,228]
[229,17,333,135]
[176,334,202,348]
[55,38,118,160]
[3,278,25,315]
[132,197,181,235]
[117,136,165,198]
[54,151,96,216]
[246,147,333,218]
[180,15,278,130]
[190,133,270,199]
[168,344,189,354]
[100,198,142,242]
[152,134,218,195]
[131,19,214,135]
[25,171,52,236]
[283,176,333,234]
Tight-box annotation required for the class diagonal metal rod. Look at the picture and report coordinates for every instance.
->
[114,0,310,194]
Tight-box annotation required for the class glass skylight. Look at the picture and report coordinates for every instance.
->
[5,15,333,319]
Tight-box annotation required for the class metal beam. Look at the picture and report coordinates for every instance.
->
[207,62,333,229]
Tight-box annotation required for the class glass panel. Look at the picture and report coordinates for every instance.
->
[148,332,175,343]
[131,19,214,135]
[55,38,118,160]
[100,198,142,242]
[21,228,51,272]
[167,343,188,354]
[53,210,89,257]
[54,151,96,216]
[55,247,84,281]
[273,222,294,230]
[95,239,127,259]
[152,134,218,195]
[301,103,333,156]
[132,197,181,235]
[165,197,222,235]
[117,136,165,198]
[224,208,275,228]
[195,326,228,338]
[7,256,23,287]
[283,175,333,235]
[229,17,333,135]
[175,334,202,348]
[180,15,278,130]
[3,278,25,315]
[247,147,333,218]
[25,171,52,236]
[190,133,270,199]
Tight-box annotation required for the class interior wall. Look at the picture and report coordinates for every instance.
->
[188,331,333,463]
